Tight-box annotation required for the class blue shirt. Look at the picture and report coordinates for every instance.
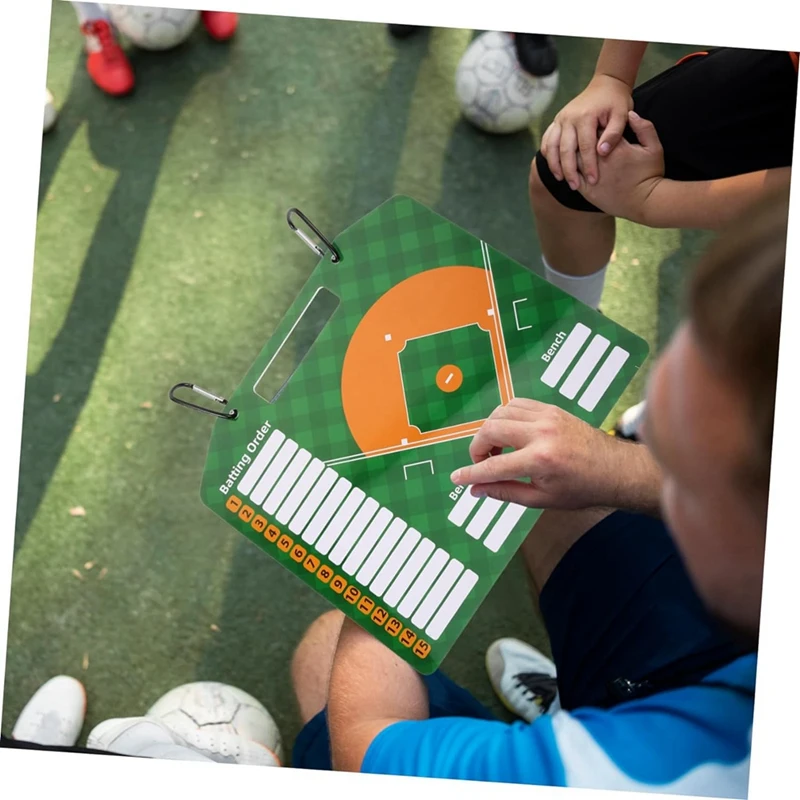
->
[362,654,755,798]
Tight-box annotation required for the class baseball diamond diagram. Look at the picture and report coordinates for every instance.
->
[198,196,649,674]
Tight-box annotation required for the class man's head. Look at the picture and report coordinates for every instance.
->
[644,186,789,642]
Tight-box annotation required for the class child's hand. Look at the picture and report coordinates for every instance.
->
[450,398,629,510]
[541,74,634,190]
[576,111,665,225]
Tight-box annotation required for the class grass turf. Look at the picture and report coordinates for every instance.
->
[3,1,712,756]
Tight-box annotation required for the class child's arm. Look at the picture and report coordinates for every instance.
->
[645,167,792,230]
[577,110,792,231]
[542,40,648,188]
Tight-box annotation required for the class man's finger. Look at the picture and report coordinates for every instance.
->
[627,110,661,150]
[467,419,532,465]
[544,122,563,181]
[507,397,552,413]
[559,125,580,190]
[469,480,546,509]
[452,449,534,487]
[597,112,628,156]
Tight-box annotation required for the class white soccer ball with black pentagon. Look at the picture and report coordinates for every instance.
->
[456,31,559,134]
[104,5,200,51]
[147,681,283,766]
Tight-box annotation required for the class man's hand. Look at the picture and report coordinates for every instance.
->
[450,398,663,515]
[576,110,665,224]
[541,74,634,189]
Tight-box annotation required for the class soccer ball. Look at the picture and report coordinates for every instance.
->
[147,682,284,766]
[104,5,200,51]
[455,31,559,134]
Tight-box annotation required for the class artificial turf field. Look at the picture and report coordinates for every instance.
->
[2,0,712,757]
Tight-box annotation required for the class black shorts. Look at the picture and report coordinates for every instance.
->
[536,47,799,212]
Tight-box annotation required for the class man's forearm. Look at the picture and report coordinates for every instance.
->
[328,618,428,772]
[594,40,649,89]
[645,168,792,230]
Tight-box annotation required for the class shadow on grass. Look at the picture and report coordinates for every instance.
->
[192,30,431,758]
[15,36,231,556]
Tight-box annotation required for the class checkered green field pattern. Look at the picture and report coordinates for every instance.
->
[199,196,649,673]
[400,324,500,432]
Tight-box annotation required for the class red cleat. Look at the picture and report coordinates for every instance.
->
[201,11,239,42]
[81,19,135,97]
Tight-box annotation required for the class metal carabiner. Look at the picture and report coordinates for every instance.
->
[168,383,238,420]
[287,208,340,263]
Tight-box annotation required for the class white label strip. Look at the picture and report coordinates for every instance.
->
[251,438,299,506]
[426,569,479,642]
[237,429,285,496]
[448,487,481,527]
[315,487,365,556]
[276,458,324,525]
[300,477,351,545]
[578,346,630,412]
[465,496,504,539]
[357,518,408,586]
[541,323,591,388]
[384,538,435,608]
[483,502,528,554]
[397,548,449,619]
[559,335,610,400]
[329,497,380,566]
[342,508,393,577]
[289,467,337,535]
[371,528,421,598]
[263,448,311,515]
[412,559,464,630]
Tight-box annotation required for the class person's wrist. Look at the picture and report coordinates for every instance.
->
[591,71,635,93]
[612,441,662,513]
[641,177,671,227]
[594,436,649,510]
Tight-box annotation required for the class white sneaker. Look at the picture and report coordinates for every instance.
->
[146,681,283,766]
[12,675,86,746]
[486,638,561,723]
[44,89,58,133]
[87,716,280,766]
[615,400,647,441]
[87,716,214,762]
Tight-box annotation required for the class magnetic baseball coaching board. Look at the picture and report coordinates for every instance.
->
[198,196,649,674]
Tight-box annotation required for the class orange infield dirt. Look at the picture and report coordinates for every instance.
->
[340,266,513,455]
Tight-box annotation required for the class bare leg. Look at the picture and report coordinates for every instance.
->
[521,508,614,600]
[291,610,345,724]
[529,159,616,277]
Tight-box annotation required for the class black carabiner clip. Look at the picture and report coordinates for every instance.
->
[169,383,238,421]
[287,208,340,263]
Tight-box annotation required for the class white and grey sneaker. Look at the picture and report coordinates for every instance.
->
[12,675,86,746]
[87,716,280,766]
[87,717,215,762]
[486,638,561,723]
[614,400,647,441]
